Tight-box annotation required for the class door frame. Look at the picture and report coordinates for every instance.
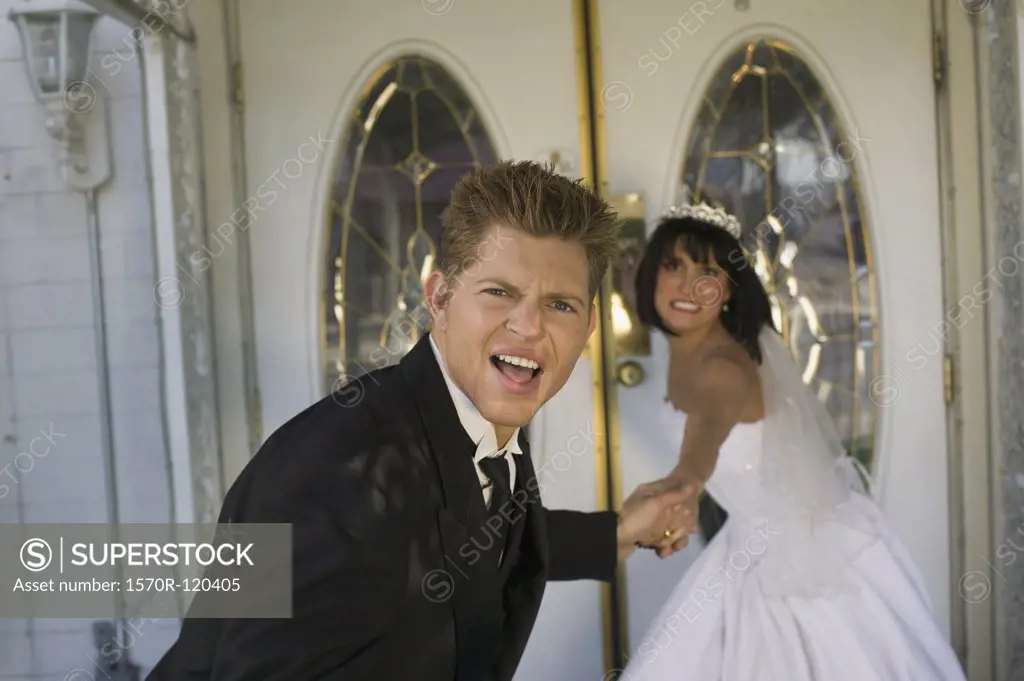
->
[190,0,260,489]
[573,0,629,671]
[934,0,989,674]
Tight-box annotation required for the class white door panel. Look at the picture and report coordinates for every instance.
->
[598,0,950,652]
[239,2,605,678]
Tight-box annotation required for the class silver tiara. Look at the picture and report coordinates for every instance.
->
[662,202,742,239]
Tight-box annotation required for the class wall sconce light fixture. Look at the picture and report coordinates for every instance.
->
[8,0,111,190]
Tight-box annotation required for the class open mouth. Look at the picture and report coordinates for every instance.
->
[670,300,700,313]
[490,354,543,388]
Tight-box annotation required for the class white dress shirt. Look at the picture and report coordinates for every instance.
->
[429,335,521,507]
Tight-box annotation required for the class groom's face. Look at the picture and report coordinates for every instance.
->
[426,224,597,430]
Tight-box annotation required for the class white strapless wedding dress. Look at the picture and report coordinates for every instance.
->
[620,401,967,681]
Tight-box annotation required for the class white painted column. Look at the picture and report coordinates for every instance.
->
[139,30,223,525]
[977,1,1024,677]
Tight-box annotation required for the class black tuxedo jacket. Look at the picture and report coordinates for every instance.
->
[147,335,618,681]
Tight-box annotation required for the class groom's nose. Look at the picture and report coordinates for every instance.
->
[506,300,543,340]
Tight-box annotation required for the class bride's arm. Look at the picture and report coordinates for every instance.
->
[669,356,753,487]
[632,355,754,558]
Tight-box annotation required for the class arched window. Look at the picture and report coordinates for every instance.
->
[682,39,877,469]
[322,56,498,391]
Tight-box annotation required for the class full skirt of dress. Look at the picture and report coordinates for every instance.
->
[620,494,967,681]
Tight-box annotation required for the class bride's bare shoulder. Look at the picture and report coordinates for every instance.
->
[702,337,758,377]
[688,345,747,392]
[695,343,763,419]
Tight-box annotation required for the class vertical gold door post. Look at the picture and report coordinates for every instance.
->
[571,0,630,674]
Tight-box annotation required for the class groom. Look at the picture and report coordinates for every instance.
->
[148,160,697,681]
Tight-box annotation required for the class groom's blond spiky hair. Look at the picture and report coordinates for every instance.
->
[438,160,620,299]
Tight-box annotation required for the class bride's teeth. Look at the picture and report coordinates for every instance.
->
[497,354,540,370]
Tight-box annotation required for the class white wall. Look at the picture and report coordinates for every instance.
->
[0,9,180,678]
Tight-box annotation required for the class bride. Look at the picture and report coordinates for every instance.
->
[623,203,967,680]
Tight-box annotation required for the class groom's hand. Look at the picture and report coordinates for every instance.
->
[637,470,703,558]
[616,481,699,560]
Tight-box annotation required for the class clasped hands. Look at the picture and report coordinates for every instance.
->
[616,467,704,560]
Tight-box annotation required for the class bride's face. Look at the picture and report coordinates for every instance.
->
[654,241,732,333]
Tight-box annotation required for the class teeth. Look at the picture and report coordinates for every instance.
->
[671,301,698,311]
[497,354,540,370]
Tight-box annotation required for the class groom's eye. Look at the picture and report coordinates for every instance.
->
[551,301,576,314]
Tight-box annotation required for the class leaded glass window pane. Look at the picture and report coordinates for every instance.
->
[682,40,877,469]
[323,56,498,392]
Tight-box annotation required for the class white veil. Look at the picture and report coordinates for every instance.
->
[751,325,883,598]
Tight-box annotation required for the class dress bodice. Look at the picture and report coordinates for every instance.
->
[661,400,773,523]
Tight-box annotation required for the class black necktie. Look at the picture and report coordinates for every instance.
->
[478,453,512,565]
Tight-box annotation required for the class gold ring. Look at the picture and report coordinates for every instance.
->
[663,529,674,538]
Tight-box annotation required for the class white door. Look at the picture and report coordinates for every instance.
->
[598,0,952,658]
[238,1,608,678]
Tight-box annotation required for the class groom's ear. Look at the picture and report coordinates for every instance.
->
[424,269,450,323]
[587,300,598,337]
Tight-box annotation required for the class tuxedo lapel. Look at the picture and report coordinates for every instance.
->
[510,433,546,581]
[400,336,486,525]
[499,433,537,580]
[492,432,548,680]
[399,336,502,681]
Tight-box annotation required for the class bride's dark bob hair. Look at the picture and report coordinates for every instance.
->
[634,215,776,363]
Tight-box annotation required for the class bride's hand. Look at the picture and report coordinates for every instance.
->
[637,467,704,503]
[630,469,703,558]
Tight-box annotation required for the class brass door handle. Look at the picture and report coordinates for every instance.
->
[616,360,644,387]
